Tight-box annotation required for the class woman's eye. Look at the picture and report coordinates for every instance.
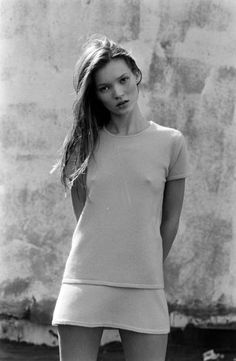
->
[120,76,129,84]
[98,86,110,93]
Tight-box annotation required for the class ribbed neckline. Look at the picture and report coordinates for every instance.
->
[103,121,153,138]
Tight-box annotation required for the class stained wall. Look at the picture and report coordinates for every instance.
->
[0,0,236,344]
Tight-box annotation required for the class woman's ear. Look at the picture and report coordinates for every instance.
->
[135,71,142,85]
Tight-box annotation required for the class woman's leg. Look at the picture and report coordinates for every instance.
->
[57,325,103,361]
[119,329,168,361]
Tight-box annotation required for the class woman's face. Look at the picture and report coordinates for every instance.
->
[94,58,139,116]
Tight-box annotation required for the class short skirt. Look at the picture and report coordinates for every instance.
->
[52,283,170,334]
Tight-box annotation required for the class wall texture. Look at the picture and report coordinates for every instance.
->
[0,0,236,344]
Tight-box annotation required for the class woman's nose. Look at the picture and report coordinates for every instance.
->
[112,84,123,98]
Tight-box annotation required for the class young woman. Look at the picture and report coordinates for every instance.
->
[52,36,188,361]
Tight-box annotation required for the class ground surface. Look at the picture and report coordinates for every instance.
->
[0,340,236,361]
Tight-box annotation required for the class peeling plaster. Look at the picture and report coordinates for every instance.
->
[125,0,140,40]
[189,0,231,31]
[1,278,31,297]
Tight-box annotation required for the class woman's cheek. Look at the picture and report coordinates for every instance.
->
[100,96,113,111]
[128,81,139,98]
[97,94,110,108]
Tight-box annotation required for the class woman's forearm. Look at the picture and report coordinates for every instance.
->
[160,179,185,262]
[160,218,179,262]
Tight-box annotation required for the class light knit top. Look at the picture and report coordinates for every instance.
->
[62,121,188,289]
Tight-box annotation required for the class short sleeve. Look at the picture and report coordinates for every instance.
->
[166,132,189,181]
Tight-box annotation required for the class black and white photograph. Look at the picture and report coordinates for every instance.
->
[0,0,236,360]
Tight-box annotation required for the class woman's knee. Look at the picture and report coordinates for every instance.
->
[58,325,103,361]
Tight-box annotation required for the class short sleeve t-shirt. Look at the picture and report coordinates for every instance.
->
[62,121,189,289]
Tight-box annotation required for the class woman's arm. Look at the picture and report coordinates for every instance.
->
[160,178,185,262]
[71,178,86,222]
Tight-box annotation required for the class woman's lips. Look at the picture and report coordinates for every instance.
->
[116,100,129,107]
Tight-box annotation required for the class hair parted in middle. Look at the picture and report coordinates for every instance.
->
[56,35,142,190]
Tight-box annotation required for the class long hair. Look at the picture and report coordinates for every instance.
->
[52,35,142,191]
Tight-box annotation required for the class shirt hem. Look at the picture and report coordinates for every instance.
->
[166,172,190,181]
[51,319,170,334]
[62,278,164,289]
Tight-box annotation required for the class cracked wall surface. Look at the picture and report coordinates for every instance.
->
[0,0,236,337]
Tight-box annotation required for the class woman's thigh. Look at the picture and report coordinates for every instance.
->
[119,329,168,361]
[57,325,103,361]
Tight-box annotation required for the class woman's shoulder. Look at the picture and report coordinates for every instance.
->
[150,121,183,140]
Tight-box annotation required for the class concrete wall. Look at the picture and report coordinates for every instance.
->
[0,0,236,344]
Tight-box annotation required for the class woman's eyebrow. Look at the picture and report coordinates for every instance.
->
[97,73,129,86]
[97,82,110,87]
[118,72,129,79]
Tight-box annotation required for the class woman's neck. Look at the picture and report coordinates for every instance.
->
[107,105,148,136]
